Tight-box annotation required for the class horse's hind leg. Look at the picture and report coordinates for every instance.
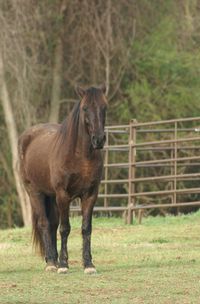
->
[30,191,58,271]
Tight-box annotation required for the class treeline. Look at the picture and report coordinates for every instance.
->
[1,0,200,228]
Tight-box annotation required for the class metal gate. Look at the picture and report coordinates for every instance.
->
[72,117,200,223]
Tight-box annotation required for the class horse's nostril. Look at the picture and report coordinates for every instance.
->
[92,135,96,143]
[97,138,101,145]
[91,134,105,148]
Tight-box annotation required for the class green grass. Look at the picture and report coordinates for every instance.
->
[1,212,200,303]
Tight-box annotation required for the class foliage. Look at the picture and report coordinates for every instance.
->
[115,15,200,123]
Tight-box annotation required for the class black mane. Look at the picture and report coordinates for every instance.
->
[56,101,80,153]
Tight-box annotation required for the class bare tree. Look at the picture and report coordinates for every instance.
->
[73,0,135,99]
[0,1,50,225]
[0,51,31,226]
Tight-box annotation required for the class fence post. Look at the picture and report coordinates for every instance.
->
[127,119,137,224]
[174,121,177,205]
[104,128,109,208]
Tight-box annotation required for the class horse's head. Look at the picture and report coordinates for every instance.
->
[76,85,107,149]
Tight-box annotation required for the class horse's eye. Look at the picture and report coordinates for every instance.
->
[83,106,88,112]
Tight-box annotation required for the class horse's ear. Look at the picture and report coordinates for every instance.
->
[101,83,107,95]
[76,86,86,98]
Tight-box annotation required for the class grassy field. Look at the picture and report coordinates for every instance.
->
[1,212,200,304]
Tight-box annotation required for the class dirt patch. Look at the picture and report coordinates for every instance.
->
[70,259,80,265]
[0,283,17,289]
[0,243,12,250]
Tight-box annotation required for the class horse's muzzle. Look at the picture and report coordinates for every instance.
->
[91,134,106,149]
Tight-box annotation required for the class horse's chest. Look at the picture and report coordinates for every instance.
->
[67,162,102,196]
[81,163,95,179]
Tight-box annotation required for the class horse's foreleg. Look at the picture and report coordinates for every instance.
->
[56,190,71,274]
[81,192,97,274]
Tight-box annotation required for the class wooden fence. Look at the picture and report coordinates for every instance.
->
[71,117,200,223]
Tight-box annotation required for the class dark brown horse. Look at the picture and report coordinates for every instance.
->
[18,85,107,274]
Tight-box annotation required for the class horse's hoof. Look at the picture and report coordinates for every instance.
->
[84,267,97,274]
[45,265,57,272]
[57,267,69,274]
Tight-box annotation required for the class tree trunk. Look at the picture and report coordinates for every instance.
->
[48,37,63,123]
[0,52,32,226]
[184,0,194,34]
[48,0,67,123]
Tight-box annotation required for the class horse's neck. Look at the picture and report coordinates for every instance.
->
[75,122,95,159]
[56,120,95,161]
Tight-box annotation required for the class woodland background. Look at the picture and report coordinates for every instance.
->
[1,0,200,228]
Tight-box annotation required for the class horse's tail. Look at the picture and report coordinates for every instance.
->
[32,196,58,257]
[32,208,45,257]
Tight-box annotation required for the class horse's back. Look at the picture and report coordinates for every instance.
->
[19,123,58,155]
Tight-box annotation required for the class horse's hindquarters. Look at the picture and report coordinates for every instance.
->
[19,127,57,194]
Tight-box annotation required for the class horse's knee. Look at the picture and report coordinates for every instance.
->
[82,223,92,236]
[60,223,71,237]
